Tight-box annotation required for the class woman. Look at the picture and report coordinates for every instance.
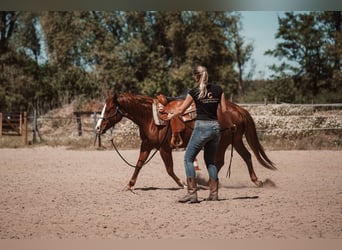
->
[167,65,236,203]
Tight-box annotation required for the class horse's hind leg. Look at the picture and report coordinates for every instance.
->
[234,140,263,187]
[160,147,185,188]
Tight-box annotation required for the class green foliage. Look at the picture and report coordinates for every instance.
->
[1,10,340,114]
[265,11,341,102]
[226,12,254,97]
[243,78,295,104]
[2,11,247,112]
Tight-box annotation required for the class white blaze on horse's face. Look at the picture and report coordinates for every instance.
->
[96,104,106,133]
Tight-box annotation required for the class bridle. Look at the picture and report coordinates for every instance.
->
[100,105,127,123]
[94,103,126,146]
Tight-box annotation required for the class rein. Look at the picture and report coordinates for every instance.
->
[107,104,171,168]
[110,138,160,168]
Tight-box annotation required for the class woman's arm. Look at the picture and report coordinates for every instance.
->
[220,92,228,113]
[220,93,236,130]
[167,94,193,120]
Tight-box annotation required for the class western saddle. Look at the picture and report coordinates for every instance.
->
[154,94,196,148]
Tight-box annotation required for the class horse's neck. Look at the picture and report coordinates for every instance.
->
[119,95,153,126]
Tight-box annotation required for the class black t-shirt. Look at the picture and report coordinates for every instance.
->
[188,83,222,120]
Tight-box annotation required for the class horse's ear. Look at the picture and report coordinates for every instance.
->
[112,91,119,100]
[106,90,113,98]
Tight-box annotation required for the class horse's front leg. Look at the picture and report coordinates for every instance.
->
[159,147,185,188]
[123,142,152,191]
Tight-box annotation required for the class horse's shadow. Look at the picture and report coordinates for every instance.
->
[133,183,260,192]
[134,187,183,191]
[132,186,260,202]
[196,196,259,202]
[134,184,259,192]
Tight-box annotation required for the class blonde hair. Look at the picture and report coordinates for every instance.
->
[193,66,208,99]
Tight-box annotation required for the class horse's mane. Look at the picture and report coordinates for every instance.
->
[117,93,154,121]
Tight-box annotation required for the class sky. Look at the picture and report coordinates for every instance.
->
[239,11,287,79]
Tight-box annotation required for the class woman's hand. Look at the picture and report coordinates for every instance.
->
[167,112,175,120]
[163,94,193,121]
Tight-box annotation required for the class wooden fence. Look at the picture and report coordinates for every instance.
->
[1,103,340,147]
[0,112,28,145]
[73,111,101,136]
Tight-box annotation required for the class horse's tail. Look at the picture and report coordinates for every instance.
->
[241,107,277,170]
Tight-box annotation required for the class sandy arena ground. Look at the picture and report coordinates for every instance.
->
[0,146,341,239]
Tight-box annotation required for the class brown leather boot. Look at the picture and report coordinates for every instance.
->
[178,177,198,203]
[206,178,219,201]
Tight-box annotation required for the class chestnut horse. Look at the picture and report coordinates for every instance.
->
[96,92,276,191]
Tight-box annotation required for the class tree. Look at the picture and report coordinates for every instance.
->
[39,11,102,104]
[226,12,254,97]
[318,11,342,101]
[1,11,255,112]
[164,11,237,96]
[0,11,38,111]
[0,11,17,54]
[14,12,41,63]
[266,11,342,102]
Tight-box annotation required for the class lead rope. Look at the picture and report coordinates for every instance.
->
[226,131,234,178]
[110,122,171,168]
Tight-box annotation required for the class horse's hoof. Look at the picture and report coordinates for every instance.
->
[176,180,186,188]
[254,180,263,187]
[123,185,133,191]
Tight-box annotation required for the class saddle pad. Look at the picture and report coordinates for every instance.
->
[152,100,166,126]
[181,104,197,122]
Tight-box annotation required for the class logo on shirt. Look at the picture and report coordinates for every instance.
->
[201,92,218,104]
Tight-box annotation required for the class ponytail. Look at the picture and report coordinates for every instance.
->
[193,66,208,99]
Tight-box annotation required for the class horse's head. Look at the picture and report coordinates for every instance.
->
[95,92,125,135]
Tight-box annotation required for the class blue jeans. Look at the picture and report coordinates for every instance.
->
[184,120,221,180]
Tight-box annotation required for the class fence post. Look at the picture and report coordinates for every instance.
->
[23,112,28,145]
[19,113,22,136]
[0,113,2,138]
[33,109,37,144]
[76,113,82,136]
[93,111,97,136]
